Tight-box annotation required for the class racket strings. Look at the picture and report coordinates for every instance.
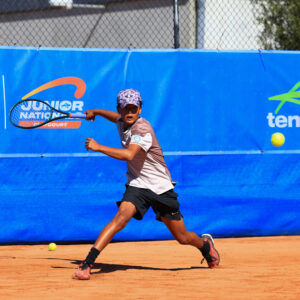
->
[10,100,54,127]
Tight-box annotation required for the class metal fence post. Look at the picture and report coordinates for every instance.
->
[173,0,180,48]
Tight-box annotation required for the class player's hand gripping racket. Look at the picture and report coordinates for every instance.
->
[9,99,86,129]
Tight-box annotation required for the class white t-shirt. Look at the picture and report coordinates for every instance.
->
[117,117,174,195]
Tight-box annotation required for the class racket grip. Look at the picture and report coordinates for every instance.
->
[69,112,86,119]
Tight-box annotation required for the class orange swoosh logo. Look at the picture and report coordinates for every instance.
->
[22,77,86,100]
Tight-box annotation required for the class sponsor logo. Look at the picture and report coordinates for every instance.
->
[132,135,142,142]
[267,82,300,128]
[20,76,86,129]
[170,211,179,216]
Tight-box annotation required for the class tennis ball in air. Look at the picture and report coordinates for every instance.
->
[48,242,57,251]
[271,132,285,147]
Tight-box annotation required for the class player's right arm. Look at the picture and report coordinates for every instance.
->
[84,109,120,123]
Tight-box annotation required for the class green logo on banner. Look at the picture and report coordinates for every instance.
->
[269,82,300,114]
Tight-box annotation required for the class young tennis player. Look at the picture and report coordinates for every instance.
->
[73,89,220,280]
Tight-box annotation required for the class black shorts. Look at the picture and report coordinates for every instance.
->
[117,186,183,222]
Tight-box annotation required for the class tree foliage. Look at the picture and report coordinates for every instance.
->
[252,0,300,50]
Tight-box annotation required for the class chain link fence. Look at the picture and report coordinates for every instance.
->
[0,0,297,50]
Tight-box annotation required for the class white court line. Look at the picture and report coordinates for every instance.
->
[2,75,6,129]
[0,150,299,158]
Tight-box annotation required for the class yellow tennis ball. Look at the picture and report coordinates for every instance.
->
[48,242,57,251]
[271,132,285,147]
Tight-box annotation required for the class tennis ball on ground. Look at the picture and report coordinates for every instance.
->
[271,132,285,147]
[48,242,57,251]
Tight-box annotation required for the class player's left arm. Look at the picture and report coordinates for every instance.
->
[85,138,142,161]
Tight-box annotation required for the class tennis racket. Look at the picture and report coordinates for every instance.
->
[9,99,86,129]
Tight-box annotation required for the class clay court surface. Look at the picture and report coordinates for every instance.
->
[0,236,299,300]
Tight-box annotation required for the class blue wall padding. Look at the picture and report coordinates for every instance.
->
[0,154,299,243]
[0,47,299,243]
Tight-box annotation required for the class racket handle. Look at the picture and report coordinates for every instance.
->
[69,112,86,119]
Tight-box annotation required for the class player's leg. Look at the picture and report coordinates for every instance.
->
[161,216,203,248]
[151,189,220,268]
[161,217,220,268]
[73,201,137,280]
[93,201,137,250]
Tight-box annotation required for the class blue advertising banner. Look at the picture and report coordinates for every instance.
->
[0,47,299,243]
[0,47,299,154]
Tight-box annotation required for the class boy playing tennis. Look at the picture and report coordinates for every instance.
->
[74,89,220,280]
